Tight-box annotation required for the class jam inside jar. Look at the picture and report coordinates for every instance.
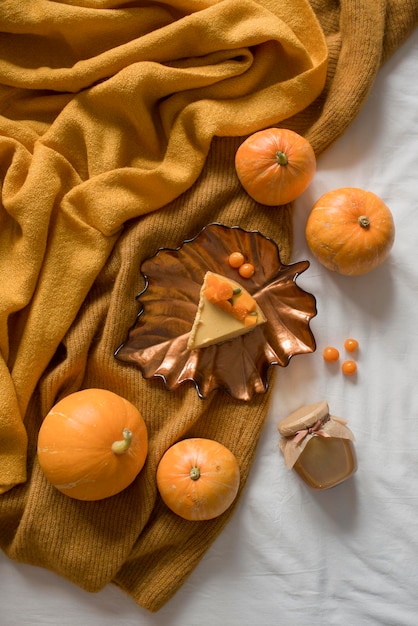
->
[293,435,357,489]
[278,400,357,490]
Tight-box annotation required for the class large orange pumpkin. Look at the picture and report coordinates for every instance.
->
[305,187,395,276]
[156,438,240,521]
[37,388,148,501]
[235,128,316,206]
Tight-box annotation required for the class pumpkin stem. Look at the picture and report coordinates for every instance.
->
[189,466,201,481]
[111,428,133,454]
[358,215,370,228]
[275,151,288,166]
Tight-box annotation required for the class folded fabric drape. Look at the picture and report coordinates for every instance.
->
[0,0,327,494]
[0,0,416,613]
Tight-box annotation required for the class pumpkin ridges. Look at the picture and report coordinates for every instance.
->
[156,438,240,521]
[37,389,148,500]
[305,188,395,276]
[38,430,145,499]
[235,128,316,206]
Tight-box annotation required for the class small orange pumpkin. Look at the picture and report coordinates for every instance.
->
[305,187,395,276]
[37,388,148,501]
[235,128,316,206]
[156,438,240,521]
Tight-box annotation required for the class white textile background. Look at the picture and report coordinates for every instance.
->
[1,26,417,626]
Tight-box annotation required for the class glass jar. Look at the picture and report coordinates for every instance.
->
[278,400,357,490]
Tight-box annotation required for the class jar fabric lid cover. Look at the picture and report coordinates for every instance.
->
[277,401,355,469]
[278,400,329,437]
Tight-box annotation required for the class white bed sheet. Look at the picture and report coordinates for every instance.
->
[1,27,418,626]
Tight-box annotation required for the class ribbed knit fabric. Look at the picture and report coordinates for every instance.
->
[0,0,417,613]
[0,0,327,494]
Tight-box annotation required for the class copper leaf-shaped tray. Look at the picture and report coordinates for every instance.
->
[115,223,317,401]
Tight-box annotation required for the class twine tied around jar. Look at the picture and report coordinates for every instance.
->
[292,415,331,444]
[278,410,355,469]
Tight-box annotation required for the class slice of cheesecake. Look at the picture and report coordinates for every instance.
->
[187,271,266,350]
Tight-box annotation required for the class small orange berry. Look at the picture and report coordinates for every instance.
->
[228,252,245,268]
[342,360,357,376]
[323,346,339,362]
[239,263,255,279]
[344,338,359,352]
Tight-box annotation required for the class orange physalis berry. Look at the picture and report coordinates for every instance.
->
[217,283,234,301]
[228,252,245,268]
[344,338,359,352]
[230,305,248,322]
[238,263,255,279]
[342,360,357,376]
[323,346,339,362]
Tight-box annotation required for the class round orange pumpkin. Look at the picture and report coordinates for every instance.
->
[156,438,240,521]
[305,187,395,276]
[37,388,148,501]
[235,128,316,206]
